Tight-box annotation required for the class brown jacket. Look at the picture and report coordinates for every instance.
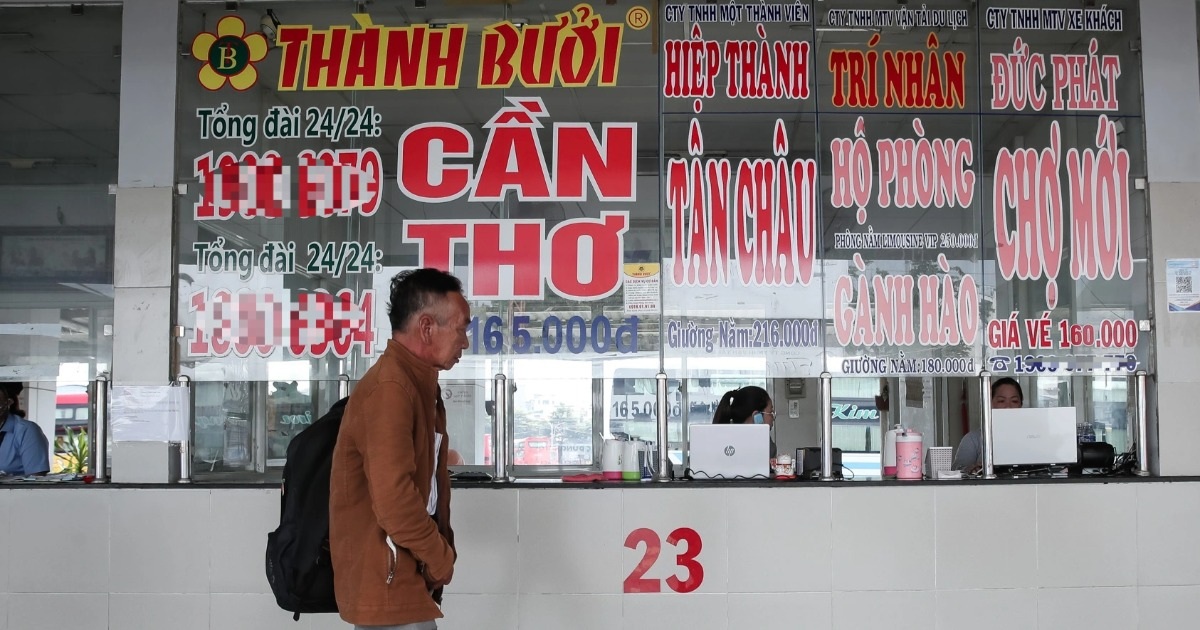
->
[329,339,455,626]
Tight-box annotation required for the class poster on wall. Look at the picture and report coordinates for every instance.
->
[175,1,1149,381]
[180,6,654,374]
[817,2,982,378]
[1167,259,1200,312]
[980,0,1143,377]
[659,2,824,376]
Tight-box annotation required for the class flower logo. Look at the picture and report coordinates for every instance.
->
[191,16,268,91]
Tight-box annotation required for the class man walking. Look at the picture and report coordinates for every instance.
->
[330,268,470,629]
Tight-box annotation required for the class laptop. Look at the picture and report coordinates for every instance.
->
[991,407,1079,466]
[687,424,771,479]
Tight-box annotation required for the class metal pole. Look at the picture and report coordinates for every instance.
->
[177,375,192,484]
[90,376,109,483]
[980,371,995,479]
[1135,370,1150,476]
[492,374,510,482]
[337,374,350,400]
[654,372,670,482]
[820,372,834,481]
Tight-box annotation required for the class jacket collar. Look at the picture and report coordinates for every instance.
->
[384,338,439,394]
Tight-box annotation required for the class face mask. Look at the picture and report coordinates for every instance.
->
[752,412,765,424]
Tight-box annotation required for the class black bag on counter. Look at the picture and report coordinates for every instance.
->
[265,396,348,620]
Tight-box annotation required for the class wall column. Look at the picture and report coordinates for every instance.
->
[1141,0,1200,475]
[113,0,179,387]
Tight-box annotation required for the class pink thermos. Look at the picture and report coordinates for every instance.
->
[895,429,923,480]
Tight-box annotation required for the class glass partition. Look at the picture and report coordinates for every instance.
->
[0,5,122,475]
[171,0,1150,481]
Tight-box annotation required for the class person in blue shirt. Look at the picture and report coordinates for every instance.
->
[0,382,51,476]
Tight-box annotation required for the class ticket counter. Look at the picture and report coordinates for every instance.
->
[0,478,1196,629]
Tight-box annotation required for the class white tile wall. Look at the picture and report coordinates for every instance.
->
[7,593,109,630]
[110,593,210,630]
[1138,585,1200,630]
[935,589,1037,630]
[728,593,832,630]
[1036,485,1138,588]
[1037,587,1138,630]
[832,590,936,630]
[211,593,350,630]
[726,488,832,593]
[519,489,623,594]
[1137,483,1200,586]
[518,594,622,630]
[114,187,174,288]
[832,487,936,591]
[8,489,110,593]
[210,489,278,594]
[935,485,1038,589]
[110,490,211,593]
[623,593,727,630]
[444,489,520,595]
[622,489,729,595]
[112,287,174,385]
[3,482,1200,629]
[440,594,518,630]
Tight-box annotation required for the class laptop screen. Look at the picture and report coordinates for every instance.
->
[991,407,1079,466]
[687,424,771,479]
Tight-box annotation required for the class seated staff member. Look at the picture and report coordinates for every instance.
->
[0,382,51,476]
[712,385,777,457]
[953,377,1023,472]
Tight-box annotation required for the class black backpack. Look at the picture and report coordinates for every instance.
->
[265,396,348,620]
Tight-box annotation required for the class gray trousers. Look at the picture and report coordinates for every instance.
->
[354,623,436,630]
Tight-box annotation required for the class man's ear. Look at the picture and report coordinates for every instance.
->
[417,312,437,341]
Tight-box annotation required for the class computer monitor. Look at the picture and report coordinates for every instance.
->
[687,424,771,479]
[991,407,1079,466]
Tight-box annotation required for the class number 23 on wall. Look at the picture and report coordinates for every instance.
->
[623,527,704,593]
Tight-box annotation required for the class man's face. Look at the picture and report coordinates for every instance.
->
[428,293,471,371]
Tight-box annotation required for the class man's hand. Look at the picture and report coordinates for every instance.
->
[423,561,454,590]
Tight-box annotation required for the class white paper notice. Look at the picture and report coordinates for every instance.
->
[1167,259,1200,312]
[111,385,191,442]
[623,263,660,315]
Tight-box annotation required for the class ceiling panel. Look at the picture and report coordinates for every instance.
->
[0,129,108,160]
[0,97,55,132]
[0,5,120,188]
[3,93,119,131]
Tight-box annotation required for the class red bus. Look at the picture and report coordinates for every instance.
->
[55,391,89,436]
[482,435,557,466]
[514,437,555,465]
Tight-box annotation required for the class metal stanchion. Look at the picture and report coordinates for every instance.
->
[176,375,192,484]
[820,372,834,481]
[1135,370,1150,476]
[492,374,510,482]
[337,374,350,400]
[89,376,109,483]
[980,371,995,479]
[655,372,671,482]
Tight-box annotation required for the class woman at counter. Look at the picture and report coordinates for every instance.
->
[0,382,51,477]
[953,377,1023,472]
[712,385,777,457]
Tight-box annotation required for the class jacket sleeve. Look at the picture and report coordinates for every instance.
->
[358,382,455,581]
